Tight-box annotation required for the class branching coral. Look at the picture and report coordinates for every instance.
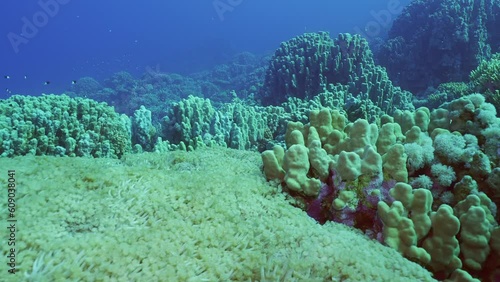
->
[470,53,500,110]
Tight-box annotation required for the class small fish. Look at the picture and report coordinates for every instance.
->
[71,80,77,85]
[24,75,27,79]
[5,88,11,93]
[43,81,51,85]
[4,75,10,79]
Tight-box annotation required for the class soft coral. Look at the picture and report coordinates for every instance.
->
[306,169,397,241]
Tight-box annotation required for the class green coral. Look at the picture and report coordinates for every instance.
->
[377,0,500,94]
[260,32,414,121]
[161,95,271,151]
[425,82,474,109]
[0,94,131,158]
[131,106,157,151]
[262,93,500,281]
[436,82,472,98]
[470,53,500,109]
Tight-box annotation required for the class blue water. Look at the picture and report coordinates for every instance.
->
[0,0,411,98]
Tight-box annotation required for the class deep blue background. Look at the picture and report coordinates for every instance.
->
[0,0,411,98]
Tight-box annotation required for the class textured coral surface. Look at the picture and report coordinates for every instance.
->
[0,148,434,281]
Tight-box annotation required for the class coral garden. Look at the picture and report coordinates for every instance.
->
[2,1,500,281]
[375,0,500,95]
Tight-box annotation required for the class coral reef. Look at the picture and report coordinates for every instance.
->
[158,96,272,152]
[190,51,269,104]
[376,0,500,94]
[131,106,157,152]
[262,94,500,281]
[0,94,131,158]
[0,148,435,281]
[68,52,269,122]
[415,52,500,113]
[260,32,414,121]
[71,71,203,121]
[470,52,500,110]
[3,3,500,279]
